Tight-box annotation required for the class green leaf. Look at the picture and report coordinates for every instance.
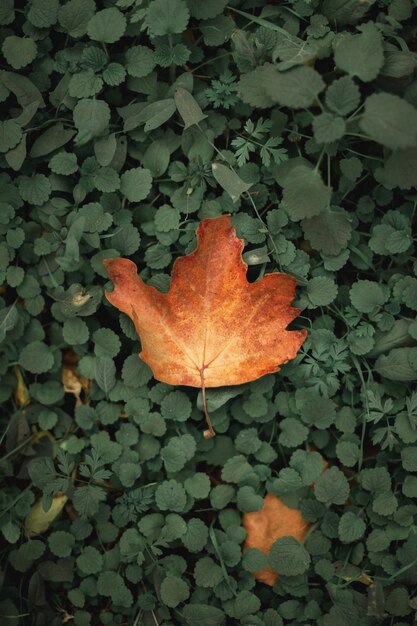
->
[58,0,95,38]
[221,455,253,483]
[233,591,261,618]
[321,0,375,25]
[174,87,207,129]
[187,0,228,19]
[194,556,223,587]
[19,341,54,374]
[97,571,124,596]
[161,434,196,472]
[73,99,111,144]
[385,587,411,617]
[238,65,275,108]
[142,140,170,177]
[273,33,318,70]
[303,276,338,309]
[313,113,346,144]
[93,328,121,358]
[102,62,126,86]
[125,46,156,78]
[333,23,384,82]
[0,304,19,342]
[282,165,331,221]
[94,133,117,166]
[2,36,37,70]
[63,318,89,345]
[314,467,350,505]
[350,280,388,313]
[154,205,180,232]
[160,390,192,421]
[302,211,351,255]
[265,65,325,109]
[69,70,103,98]
[122,355,153,388]
[325,76,360,116]
[18,174,51,205]
[145,0,190,36]
[30,123,76,158]
[87,8,126,43]
[182,518,208,552]
[1,71,45,108]
[200,15,233,46]
[242,547,269,573]
[182,604,225,626]
[211,162,252,202]
[360,93,417,150]
[335,441,360,467]
[338,511,366,543]
[279,417,309,447]
[122,101,173,133]
[48,531,75,557]
[28,0,59,27]
[160,575,190,607]
[120,167,152,202]
[269,536,311,576]
[94,356,116,394]
[383,148,417,190]
[5,135,26,172]
[73,484,107,518]
[155,479,187,512]
[0,120,22,153]
[401,446,417,472]
[184,473,211,499]
[375,348,417,382]
[49,151,78,175]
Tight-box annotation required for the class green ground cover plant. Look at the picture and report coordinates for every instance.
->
[1,0,417,624]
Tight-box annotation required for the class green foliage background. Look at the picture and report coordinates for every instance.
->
[1,0,417,624]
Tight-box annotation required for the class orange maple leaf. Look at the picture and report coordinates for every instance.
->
[243,494,310,586]
[103,215,307,436]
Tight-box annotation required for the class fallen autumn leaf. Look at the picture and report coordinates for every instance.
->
[103,215,307,437]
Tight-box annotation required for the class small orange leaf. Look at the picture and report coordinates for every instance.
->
[104,215,307,435]
[243,494,310,586]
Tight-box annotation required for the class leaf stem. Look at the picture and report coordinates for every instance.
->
[200,370,215,439]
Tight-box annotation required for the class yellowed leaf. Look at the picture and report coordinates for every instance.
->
[25,494,68,538]
[14,366,30,407]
